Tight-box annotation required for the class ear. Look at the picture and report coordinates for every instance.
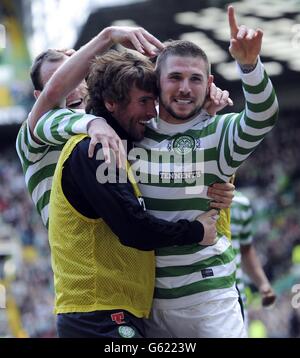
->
[104,99,116,113]
[33,90,41,100]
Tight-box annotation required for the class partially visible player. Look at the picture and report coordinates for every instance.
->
[231,190,276,326]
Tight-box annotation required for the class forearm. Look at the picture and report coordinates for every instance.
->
[240,58,278,127]
[93,179,205,250]
[112,188,204,250]
[42,28,113,104]
[241,245,270,289]
[68,140,205,250]
[33,109,99,145]
[220,60,279,175]
[28,28,113,134]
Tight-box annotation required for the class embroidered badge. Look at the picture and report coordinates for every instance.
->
[118,325,136,338]
[111,311,125,325]
[172,135,196,155]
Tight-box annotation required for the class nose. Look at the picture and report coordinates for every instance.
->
[179,79,191,95]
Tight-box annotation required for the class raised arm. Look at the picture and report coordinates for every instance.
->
[218,6,279,177]
[28,26,164,136]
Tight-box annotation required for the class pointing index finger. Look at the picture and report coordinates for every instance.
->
[228,5,239,38]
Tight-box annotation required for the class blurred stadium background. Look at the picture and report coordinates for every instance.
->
[0,0,300,338]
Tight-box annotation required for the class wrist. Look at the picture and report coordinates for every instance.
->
[87,117,106,134]
[96,27,114,51]
[238,60,258,73]
[258,282,270,292]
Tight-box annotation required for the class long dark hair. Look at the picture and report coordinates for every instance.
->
[85,50,158,116]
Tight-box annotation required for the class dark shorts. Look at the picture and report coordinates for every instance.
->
[57,309,145,338]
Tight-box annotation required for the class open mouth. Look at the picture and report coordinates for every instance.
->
[174,99,193,105]
[139,119,151,125]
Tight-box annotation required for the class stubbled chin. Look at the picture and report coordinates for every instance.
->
[173,107,191,116]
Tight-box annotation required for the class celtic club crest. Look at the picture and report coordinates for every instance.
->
[172,135,196,155]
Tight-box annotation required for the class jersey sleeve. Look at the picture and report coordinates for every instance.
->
[33,108,99,145]
[218,58,279,177]
[16,120,48,169]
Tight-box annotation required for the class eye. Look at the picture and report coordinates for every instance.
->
[67,99,83,109]
[139,98,147,105]
[191,76,202,82]
[169,75,181,80]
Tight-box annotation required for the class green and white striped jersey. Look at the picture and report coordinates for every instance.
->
[16,109,96,227]
[136,60,278,309]
[231,191,253,305]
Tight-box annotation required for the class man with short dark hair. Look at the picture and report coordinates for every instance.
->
[30,49,87,110]
[140,6,279,338]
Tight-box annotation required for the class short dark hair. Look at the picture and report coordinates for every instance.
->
[86,50,158,117]
[30,49,70,91]
[155,40,210,79]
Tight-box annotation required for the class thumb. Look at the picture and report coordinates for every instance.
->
[203,99,212,110]
[204,209,219,218]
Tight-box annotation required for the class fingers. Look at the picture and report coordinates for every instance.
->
[237,25,248,40]
[100,138,111,165]
[227,97,234,106]
[228,5,239,38]
[118,140,127,170]
[207,183,235,198]
[237,27,259,41]
[198,210,218,246]
[210,182,235,191]
[135,31,157,56]
[203,99,212,111]
[209,83,221,104]
[196,209,218,222]
[208,182,235,208]
[128,32,145,54]
[88,138,97,158]
[139,29,164,54]
[210,201,229,210]
[109,140,122,168]
[216,90,228,105]
[254,28,264,44]
[206,209,219,217]
[246,28,255,40]
[122,28,164,56]
[88,136,127,170]
[209,84,233,108]
[255,28,264,39]
[88,136,114,164]
[87,119,126,167]
[64,49,76,56]
[209,192,232,204]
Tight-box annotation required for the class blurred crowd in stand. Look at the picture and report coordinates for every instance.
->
[0,152,56,337]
